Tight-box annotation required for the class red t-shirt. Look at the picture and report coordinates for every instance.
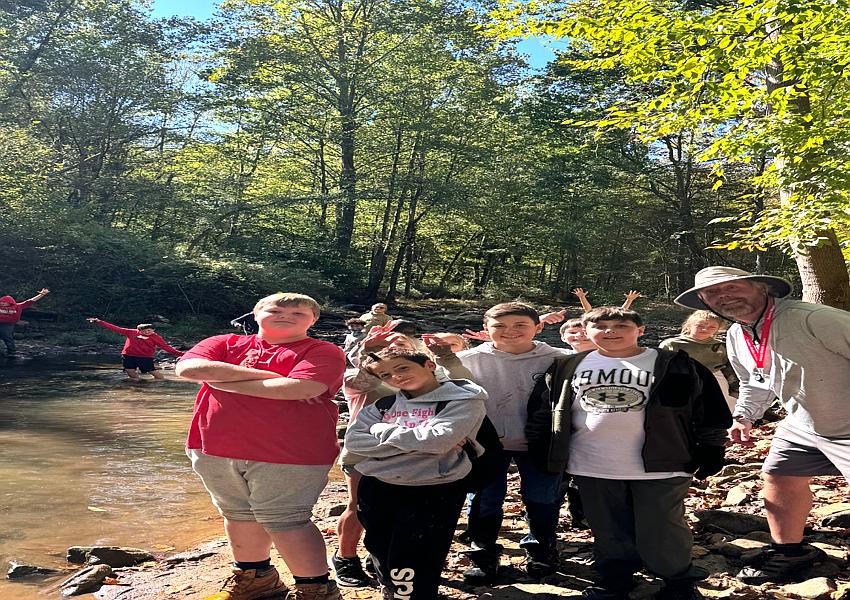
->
[0,296,34,325]
[181,334,345,465]
[95,320,183,357]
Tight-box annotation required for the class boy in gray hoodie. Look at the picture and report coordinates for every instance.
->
[345,348,487,600]
[457,302,571,581]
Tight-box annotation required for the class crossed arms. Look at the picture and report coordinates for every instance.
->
[175,359,328,402]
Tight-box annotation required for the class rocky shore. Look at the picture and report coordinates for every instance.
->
[7,421,848,600]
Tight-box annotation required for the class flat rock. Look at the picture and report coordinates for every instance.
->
[67,546,154,567]
[810,543,848,564]
[716,538,768,558]
[693,553,730,575]
[819,510,850,528]
[716,463,762,478]
[163,550,218,565]
[6,560,63,579]
[324,503,347,518]
[780,576,836,599]
[59,564,113,596]
[723,485,751,507]
[812,503,850,518]
[478,582,582,597]
[699,586,760,599]
[694,510,770,534]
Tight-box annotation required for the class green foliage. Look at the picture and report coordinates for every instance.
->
[0,0,814,318]
[489,0,850,254]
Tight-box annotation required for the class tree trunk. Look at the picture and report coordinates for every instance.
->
[765,32,850,309]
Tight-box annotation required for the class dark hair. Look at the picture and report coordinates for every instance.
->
[581,307,644,327]
[137,323,155,330]
[392,320,418,336]
[483,302,540,324]
[362,348,431,373]
[559,318,584,335]
[345,318,366,327]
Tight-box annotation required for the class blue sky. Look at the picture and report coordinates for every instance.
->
[149,0,562,69]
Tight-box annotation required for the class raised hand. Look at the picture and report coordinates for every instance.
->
[572,287,592,311]
[39,288,50,295]
[361,321,401,349]
[462,329,491,342]
[421,333,450,349]
[622,290,642,309]
[539,309,568,325]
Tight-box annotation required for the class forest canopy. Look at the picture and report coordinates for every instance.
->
[2,0,848,322]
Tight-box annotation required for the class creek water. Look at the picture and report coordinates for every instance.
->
[0,356,236,599]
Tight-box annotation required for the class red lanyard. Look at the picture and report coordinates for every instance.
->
[741,303,775,372]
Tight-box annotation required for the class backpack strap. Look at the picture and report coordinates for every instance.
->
[374,394,397,417]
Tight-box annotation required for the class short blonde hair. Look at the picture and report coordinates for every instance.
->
[253,293,321,318]
[680,310,724,335]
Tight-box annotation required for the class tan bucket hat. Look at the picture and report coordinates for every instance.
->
[674,266,793,310]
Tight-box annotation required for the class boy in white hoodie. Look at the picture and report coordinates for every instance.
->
[345,348,487,600]
[457,302,571,582]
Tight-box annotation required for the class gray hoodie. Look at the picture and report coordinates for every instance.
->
[457,341,571,451]
[728,298,850,437]
[345,380,487,486]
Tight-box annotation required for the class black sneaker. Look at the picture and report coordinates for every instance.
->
[736,546,826,585]
[581,586,629,600]
[462,544,501,584]
[525,547,559,579]
[331,552,371,587]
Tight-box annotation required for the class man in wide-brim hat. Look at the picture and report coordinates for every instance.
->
[676,266,850,585]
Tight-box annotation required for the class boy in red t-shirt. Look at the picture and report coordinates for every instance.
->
[0,288,50,355]
[87,318,183,380]
[176,293,346,600]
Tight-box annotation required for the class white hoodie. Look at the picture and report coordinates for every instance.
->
[457,341,571,451]
[345,380,487,486]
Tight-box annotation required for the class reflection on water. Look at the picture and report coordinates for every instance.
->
[0,356,223,599]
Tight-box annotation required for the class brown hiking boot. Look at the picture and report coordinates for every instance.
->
[204,568,288,600]
[285,580,343,600]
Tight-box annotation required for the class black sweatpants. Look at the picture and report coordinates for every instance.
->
[357,476,466,600]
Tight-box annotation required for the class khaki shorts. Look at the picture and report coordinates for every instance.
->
[187,449,331,531]
[762,423,850,479]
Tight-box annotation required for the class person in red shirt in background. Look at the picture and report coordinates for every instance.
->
[0,288,50,356]
[86,318,183,380]
[175,292,346,600]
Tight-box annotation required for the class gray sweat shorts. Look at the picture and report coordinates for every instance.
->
[187,449,331,531]
[762,423,850,479]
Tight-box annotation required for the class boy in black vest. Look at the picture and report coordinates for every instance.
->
[527,307,731,600]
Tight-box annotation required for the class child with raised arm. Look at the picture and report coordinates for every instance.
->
[175,293,346,600]
[538,290,642,329]
[527,307,731,600]
[573,288,642,312]
[345,348,487,600]
[87,317,183,379]
[456,302,571,582]
[0,288,50,355]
